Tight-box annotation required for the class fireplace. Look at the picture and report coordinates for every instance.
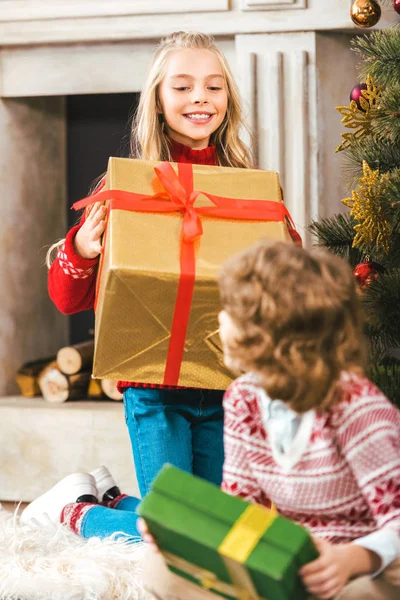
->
[67,92,139,344]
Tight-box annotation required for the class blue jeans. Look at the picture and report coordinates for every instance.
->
[80,387,224,541]
[123,387,225,496]
[80,495,142,540]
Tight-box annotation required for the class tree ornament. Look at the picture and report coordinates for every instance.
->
[350,83,368,110]
[336,75,382,152]
[394,0,400,16]
[350,0,382,28]
[353,259,381,288]
[342,161,391,253]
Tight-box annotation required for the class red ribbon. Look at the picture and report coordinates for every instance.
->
[73,162,296,385]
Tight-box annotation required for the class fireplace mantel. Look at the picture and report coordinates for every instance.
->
[0,0,394,46]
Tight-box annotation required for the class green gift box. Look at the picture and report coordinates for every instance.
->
[138,465,318,600]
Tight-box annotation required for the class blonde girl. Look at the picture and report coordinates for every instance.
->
[23,32,256,542]
[46,31,251,265]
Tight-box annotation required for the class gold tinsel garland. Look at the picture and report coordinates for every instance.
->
[342,161,391,253]
[336,75,382,152]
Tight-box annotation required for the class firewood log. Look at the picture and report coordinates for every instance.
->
[100,379,123,401]
[16,357,55,397]
[38,361,91,403]
[56,340,94,375]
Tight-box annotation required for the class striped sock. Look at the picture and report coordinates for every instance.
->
[61,502,95,535]
[106,493,128,509]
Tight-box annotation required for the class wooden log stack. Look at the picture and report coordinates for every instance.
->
[57,340,94,375]
[15,340,123,403]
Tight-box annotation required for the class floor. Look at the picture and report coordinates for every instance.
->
[1,501,28,513]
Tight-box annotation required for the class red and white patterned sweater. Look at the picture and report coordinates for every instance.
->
[222,372,400,547]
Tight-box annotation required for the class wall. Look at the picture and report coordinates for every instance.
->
[0,97,67,394]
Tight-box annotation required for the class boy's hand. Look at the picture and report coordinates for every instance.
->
[300,537,380,599]
[74,202,107,259]
[137,517,160,553]
[299,538,352,599]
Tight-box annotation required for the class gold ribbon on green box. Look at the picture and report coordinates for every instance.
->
[164,504,278,600]
[218,504,277,600]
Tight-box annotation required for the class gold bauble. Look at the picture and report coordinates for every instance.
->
[350,0,382,28]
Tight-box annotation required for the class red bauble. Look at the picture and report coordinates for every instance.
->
[353,261,379,288]
[394,0,400,15]
[350,83,368,110]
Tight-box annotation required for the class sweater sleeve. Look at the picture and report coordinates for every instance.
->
[48,222,99,314]
[221,381,265,505]
[352,528,400,575]
[48,177,107,314]
[334,385,400,568]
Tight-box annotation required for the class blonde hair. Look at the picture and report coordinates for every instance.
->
[132,31,253,169]
[219,241,367,413]
[47,31,252,267]
[46,240,62,267]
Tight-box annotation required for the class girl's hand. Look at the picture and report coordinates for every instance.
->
[299,538,353,599]
[74,202,107,259]
[137,517,160,553]
[300,538,380,599]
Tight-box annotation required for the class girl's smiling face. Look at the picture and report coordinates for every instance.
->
[158,48,228,150]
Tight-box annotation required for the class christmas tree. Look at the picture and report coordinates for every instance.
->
[310,26,400,404]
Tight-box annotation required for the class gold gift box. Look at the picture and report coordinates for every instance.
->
[92,158,292,388]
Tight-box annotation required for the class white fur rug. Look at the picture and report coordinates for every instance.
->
[0,506,154,600]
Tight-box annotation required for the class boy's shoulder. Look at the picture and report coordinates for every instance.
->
[329,371,400,426]
[336,371,390,404]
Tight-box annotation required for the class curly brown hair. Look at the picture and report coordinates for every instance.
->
[218,240,367,413]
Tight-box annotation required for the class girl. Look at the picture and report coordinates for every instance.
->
[22,32,254,539]
[139,240,400,600]
[48,30,254,496]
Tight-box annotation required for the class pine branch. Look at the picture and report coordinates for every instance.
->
[364,333,400,406]
[340,137,400,188]
[370,233,400,269]
[365,330,390,362]
[368,360,400,407]
[365,321,399,356]
[309,214,364,263]
[376,168,400,237]
[392,201,400,237]
[372,83,400,146]
[352,28,400,88]
[385,172,400,240]
[362,270,400,344]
